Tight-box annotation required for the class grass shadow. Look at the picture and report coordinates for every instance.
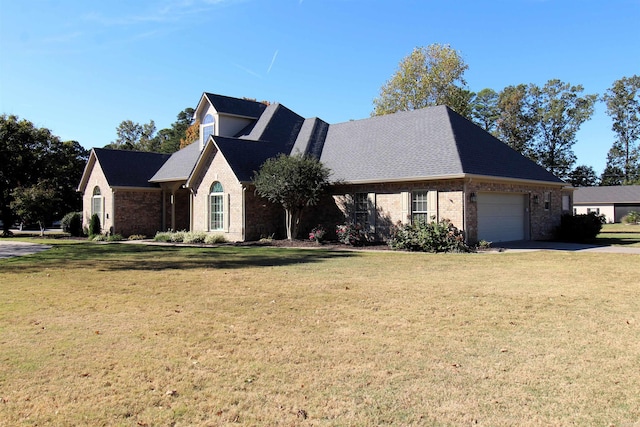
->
[0,241,360,273]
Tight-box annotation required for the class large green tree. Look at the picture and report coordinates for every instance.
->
[471,88,500,132]
[253,154,331,240]
[602,75,640,184]
[0,114,88,235]
[529,79,597,179]
[372,44,471,118]
[568,165,599,187]
[494,84,538,158]
[105,119,158,151]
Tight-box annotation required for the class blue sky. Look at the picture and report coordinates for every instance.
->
[1,0,639,175]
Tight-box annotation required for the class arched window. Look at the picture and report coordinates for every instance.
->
[209,181,224,231]
[202,114,215,143]
[91,186,104,224]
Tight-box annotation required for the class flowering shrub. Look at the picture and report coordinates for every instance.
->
[309,225,326,243]
[336,223,367,246]
[388,219,470,253]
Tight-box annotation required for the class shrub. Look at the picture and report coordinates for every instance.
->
[557,212,605,242]
[308,225,326,243]
[336,223,367,246]
[205,234,227,244]
[154,231,173,242]
[61,212,83,237]
[128,234,147,240]
[388,219,470,253]
[88,214,101,237]
[170,231,186,243]
[107,234,124,242]
[91,233,107,241]
[622,211,640,225]
[183,231,208,244]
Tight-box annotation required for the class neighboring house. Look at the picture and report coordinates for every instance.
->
[78,92,571,243]
[573,185,640,223]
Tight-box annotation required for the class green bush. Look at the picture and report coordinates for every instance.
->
[61,212,83,237]
[557,212,605,242]
[91,233,107,241]
[88,214,101,237]
[154,231,173,242]
[183,231,208,244]
[336,223,367,246]
[205,234,227,244]
[388,219,470,253]
[622,211,640,225]
[170,231,186,243]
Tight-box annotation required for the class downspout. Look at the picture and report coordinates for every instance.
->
[111,188,116,235]
[242,186,246,241]
[462,180,467,243]
[189,189,194,232]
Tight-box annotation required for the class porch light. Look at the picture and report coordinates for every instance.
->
[470,192,477,203]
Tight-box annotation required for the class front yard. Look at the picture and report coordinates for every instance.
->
[0,241,639,426]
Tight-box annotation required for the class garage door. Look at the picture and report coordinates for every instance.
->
[477,193,526,242]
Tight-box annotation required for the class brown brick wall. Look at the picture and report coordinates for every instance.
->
[113,189,163,237]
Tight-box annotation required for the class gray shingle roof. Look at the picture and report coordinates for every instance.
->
[239,103,305,148]
[92,148,171,188]
[149,142,201,182]
[204,93,267,118]
[320,105,563,184]
[214,137,288,183]
[573,185,640,204]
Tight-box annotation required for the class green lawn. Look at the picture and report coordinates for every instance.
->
[1,241,639,426]
[596,223,640,247]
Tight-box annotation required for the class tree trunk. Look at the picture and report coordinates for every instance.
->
[285,208,302,240]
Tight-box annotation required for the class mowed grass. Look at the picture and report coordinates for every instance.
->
[1,242,639,426]
[597,223,640,247]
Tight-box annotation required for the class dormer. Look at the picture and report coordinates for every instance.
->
[193,93,268,150]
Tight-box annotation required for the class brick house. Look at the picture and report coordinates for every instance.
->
[78,92,572,243]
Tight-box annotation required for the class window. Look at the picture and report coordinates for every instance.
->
[202,114,214,143]
[354,193,369,228]
[91,186,103,222]
[544,192,551,211]
[412,191,429,223]
[587,208,600,215]
[209,182,224,231]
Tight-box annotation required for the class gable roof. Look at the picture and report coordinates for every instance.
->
[149,141,201,183]
[78,148,171,192]
[574,185,640,204]
[203,93,267,118]
[320,106,564,185]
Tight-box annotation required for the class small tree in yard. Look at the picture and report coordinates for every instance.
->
[253,154,331,240]
[10,182,59,236]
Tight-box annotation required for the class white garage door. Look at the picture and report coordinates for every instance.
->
[477,193,526,242]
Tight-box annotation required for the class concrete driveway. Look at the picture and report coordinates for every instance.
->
[497,240,640,254]
[0,241,52,259]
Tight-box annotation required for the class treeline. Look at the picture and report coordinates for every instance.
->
[373,44,640,186]
[104,108,198,154]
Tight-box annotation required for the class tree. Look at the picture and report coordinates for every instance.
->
[106,119,157,151]
[372,44,471,118]
[1,114,88,236]
[529,79,597,179]
[602,75,640,184]
[180,118,200,149]
[494,84,538,157]
[10,182,59,236]
[253,154,331,240]
[568,165,599,187]
[158,108,195,153]
[471,88,500,132]
[600,164,624,186]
